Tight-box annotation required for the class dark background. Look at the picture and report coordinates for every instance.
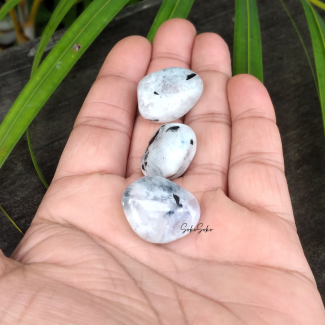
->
[1,0,325,301]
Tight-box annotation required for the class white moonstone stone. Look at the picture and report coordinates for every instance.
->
[137,67,203,123]
[121,176,200,244]
[141,123,197,179]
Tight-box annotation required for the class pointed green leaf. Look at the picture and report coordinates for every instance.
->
[0,0,129,168]
[0,0,20,21]
[26,128,49,188]
[301,0,325,132]
[279,0,318,95]
[309,0,325,11]
[31,0,76,76]
[147,0,195,43]
[233,0,263,82]
[27,0,77,188]
[0,204,23,234]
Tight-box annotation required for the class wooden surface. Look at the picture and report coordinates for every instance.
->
[1,0,325,302]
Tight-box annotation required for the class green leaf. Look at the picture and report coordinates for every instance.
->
[29,0,76,188]
[147,0,195,43]
[279,0,319,95]
[26,128,49,188]
[233,0,263,82]
[28,0,76,189]
[309,0,325,11]
[0,204,23,234]
[31,0,76,78]
[301,0,325,132]
[0,0,20,21]
[0,0,129,169]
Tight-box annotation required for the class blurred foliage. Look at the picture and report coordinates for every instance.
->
[35,0,141,36]
[0,0,142,46]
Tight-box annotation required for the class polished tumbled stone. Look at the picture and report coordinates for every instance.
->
[121,176,200,244]
[137,67,203,123]
[141,123,197,179]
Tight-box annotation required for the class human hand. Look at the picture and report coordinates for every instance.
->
[0,19,324,324]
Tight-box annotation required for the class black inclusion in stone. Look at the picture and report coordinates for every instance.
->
[148,129,160,146]
[149,119,159,122]
[154,91,159,95]
[166,126,180,132]
[142,164,145,170]
[190,139,194,145]
[186,73,196,80]
[145,162,147,166]
[173,194,183,207]
[173,194,180,205]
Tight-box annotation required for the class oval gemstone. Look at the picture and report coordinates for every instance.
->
[121,176,200,244]
[141,123,197,179]
[137,67,203,123]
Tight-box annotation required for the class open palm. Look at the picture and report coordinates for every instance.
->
[0,19,324,324]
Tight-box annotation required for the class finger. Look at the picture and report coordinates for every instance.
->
[181,33,231,195]
[227,74,294,221]
[126,19,196,178]
[53,36,151,181]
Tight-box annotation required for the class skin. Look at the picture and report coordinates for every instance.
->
[0,19,324,324]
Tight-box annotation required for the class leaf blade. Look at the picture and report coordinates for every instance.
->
[308,0,325,11]
[0,0,129,168]
[31,0,76,76]
[26,128,49,188]
[169,0,194,18]
[27,0,77,188]
[0,0,21,22]
[279,0,319,95]
[0,204,23,234]
[233,0,263,82]
[147,0,195,43]
[301,0,325,132]
[247,0,263,82]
